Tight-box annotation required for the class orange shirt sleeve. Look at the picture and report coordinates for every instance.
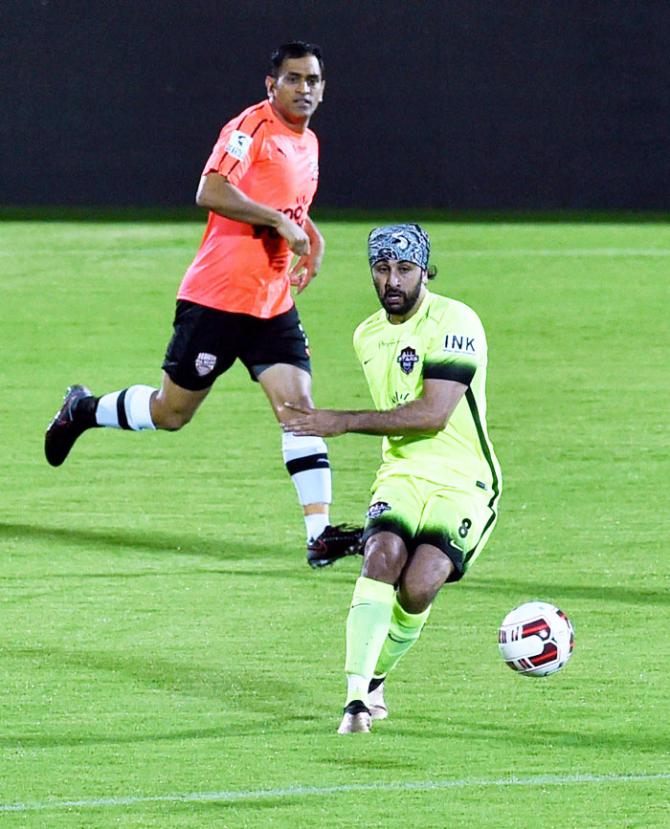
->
[202,108,268,186]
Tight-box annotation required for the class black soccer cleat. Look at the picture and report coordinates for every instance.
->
[306,524,363,569]
[44,385,97,467]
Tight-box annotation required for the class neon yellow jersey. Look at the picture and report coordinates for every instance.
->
[353,290,502,498]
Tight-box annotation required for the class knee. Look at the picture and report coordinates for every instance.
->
[396,587,432,615]
[152,405,193,431]
[361,533,407,583]
[276,393,314,423]
[295,392,314,409]
[397,553,452,614]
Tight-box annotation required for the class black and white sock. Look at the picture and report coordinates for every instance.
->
[95,385,157,431]
[282,432,332,540]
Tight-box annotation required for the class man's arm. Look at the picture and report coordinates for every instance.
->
[195,172,309,256]
[289,215,325,293]
[282,378,468,437]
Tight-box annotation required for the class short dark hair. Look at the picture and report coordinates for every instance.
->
[270,41,325,78]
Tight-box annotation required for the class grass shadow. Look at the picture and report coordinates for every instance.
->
[0,520,279,563]
[462,577,669,607]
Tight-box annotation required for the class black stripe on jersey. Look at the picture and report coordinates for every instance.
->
[463,387,500,562]
[423,360,476,385]
[285,452,330,475]
[236,102,266,127]
[220,117,269,178]
[116,388,130,430]
[362,516,414,552]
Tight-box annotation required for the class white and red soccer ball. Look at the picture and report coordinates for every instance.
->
[498,601,574,677]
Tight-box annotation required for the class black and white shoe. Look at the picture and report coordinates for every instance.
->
[337,700,372,734]
[306,524,363,569]
[44,385,97,467]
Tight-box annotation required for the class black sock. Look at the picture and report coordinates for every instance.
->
[73,394,99,428]
[368,676,385,692]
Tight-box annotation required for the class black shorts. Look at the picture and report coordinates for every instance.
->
[162,300,311,391]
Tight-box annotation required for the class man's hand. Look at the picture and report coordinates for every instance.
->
[281,403,349,437]
[276,214,311,257]
[289,216,325,293]
[289,251,320,293]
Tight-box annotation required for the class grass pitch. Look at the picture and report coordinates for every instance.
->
[1,214,669,828]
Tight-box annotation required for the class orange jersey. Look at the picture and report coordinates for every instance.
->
[177,100,320,318]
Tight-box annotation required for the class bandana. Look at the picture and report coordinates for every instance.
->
[367,223,430,270]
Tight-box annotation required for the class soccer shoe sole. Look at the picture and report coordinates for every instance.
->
[44,384,94,467]
[306,550,360,569]
[306,554,337,569]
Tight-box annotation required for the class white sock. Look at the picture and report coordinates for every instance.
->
[305,512,329,543]
[96,385,157,430]
[346,674,370,707]
[282,431,332,507]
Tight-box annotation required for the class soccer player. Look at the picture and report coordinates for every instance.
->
[283,224,502,732]
[44,41,360,568]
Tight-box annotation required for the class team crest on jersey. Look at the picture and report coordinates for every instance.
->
[397,346,419,375]
[225,130,253,161]
[367,501,392,519]
[195,352,217,376]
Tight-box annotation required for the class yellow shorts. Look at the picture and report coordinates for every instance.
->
[363,473,498,581]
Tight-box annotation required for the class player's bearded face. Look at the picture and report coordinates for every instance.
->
[372,261,425,317]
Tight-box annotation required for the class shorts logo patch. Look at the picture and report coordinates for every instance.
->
[397,346,419,375]
[225,130,253,161]
[367,501,392,519]
[195,352,217,376]
[443,334,476,354]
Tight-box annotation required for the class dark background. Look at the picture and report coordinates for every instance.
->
[2,0,669,209]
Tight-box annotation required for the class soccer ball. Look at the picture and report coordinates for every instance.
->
[498,601,574,677]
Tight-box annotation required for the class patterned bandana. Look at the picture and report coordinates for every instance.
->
[367,223,431,270]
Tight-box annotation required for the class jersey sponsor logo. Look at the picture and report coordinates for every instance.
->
[195,352,217,376]
[252,204,307,241]
[443,333,476,354]
[225,130,253,161]
[397,346,420,375]
[366,501,392,519]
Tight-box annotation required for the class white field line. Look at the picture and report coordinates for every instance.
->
[1,772,668,813]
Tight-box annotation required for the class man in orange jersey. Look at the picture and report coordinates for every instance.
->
[44,42,361,567]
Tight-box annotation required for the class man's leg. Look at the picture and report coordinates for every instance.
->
[45,373,210,466]
[258,363,360,566]
[337,531,407,734]
[368,544,453,719]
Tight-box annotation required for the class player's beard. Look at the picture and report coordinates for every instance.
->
[377,279,423,317]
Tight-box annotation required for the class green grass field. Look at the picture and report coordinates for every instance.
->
[1,215,669,827]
